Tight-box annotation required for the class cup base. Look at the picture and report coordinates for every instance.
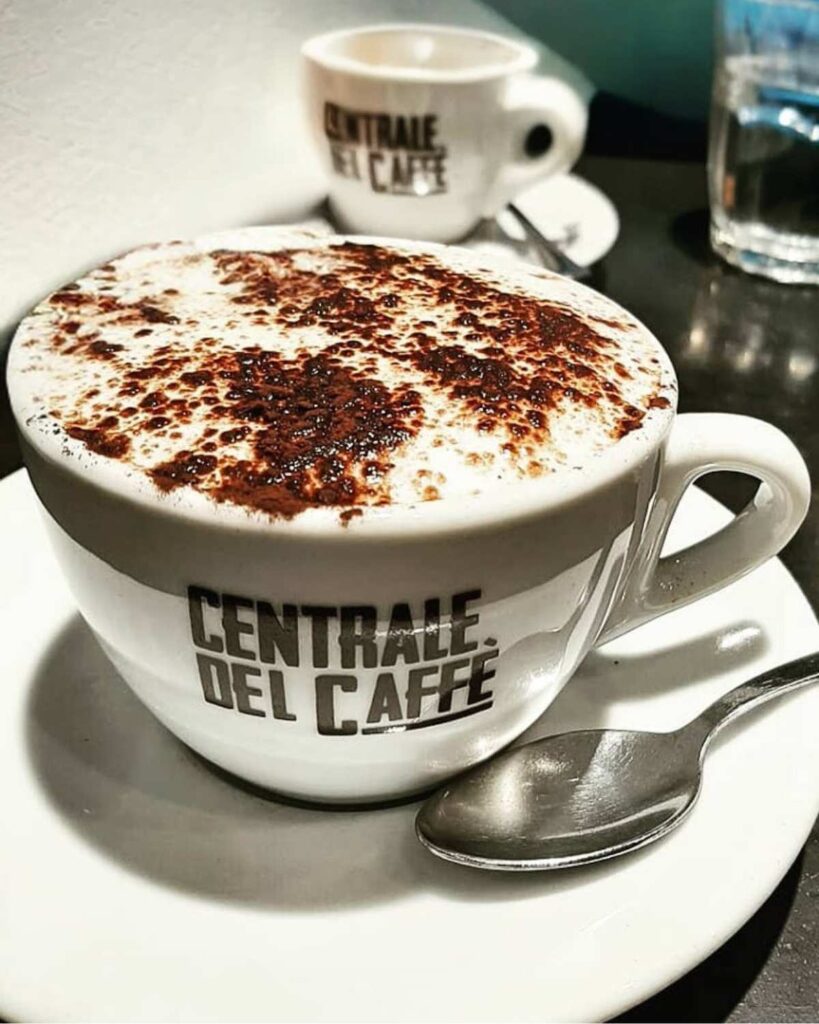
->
[326,194,479,245]
[711,222,819,286]
[189,745,440,810]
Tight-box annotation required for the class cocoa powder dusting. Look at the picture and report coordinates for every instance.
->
[155,348,423,516]
[36,241,672,519]
[65,425,130,459]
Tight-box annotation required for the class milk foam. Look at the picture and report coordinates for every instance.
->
[9,229,675,523]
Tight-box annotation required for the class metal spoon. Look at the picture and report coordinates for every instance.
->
[507,201,590,281]
[416,651,819,871]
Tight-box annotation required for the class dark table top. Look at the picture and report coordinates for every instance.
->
[580,155,819,1024]
[1,155,817,1022]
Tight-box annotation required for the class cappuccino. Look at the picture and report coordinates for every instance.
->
[11,232,673,525]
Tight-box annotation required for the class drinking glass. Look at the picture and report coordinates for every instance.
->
[708,0,819,284]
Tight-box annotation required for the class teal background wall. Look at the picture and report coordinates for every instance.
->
[485,0,716,121]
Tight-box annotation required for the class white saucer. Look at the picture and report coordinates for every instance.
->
[464,174,619,272]
[509,172,620,267]
[2,470,818,1022]
[298,173,619,270]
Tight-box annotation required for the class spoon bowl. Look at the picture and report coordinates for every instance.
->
[417,729,702,869]
[416,652,819,870]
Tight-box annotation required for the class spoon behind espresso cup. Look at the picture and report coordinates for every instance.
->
[416,651,819,871]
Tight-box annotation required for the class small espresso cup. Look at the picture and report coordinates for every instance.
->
[301,24,587,241]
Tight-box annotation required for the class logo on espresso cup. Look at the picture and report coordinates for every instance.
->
[323,101,448,197]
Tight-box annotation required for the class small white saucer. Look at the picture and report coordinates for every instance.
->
[514,172,620,267]
[297,172,620,270]
[1,471,818,1022]
[464,173,620,272]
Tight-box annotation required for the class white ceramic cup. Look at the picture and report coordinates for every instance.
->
[7,231,810,805]
[301,24,588,242]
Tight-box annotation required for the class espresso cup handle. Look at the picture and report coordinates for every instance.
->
[597,413,810,645]
[481,74,587,217]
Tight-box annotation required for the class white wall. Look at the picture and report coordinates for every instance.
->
[0,0,588,341]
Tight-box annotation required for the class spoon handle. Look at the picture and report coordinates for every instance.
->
[506,202,590,281]
[691,650,819,740]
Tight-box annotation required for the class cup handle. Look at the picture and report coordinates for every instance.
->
[597,413,811,645]
[481,73,587,217]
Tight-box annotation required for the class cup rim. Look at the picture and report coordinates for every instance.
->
[8,227,678,543]
[300,22,539,83]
